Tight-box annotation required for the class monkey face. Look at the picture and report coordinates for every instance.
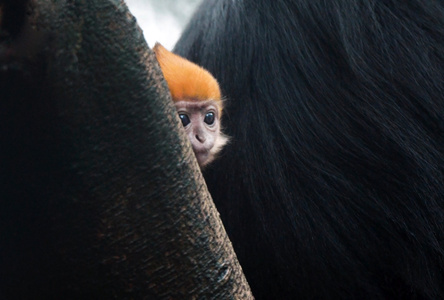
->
[174,99,228,168]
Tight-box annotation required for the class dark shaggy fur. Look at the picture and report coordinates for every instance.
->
[174,0,444,298]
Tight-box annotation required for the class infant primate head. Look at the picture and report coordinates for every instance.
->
[153,43,229,168]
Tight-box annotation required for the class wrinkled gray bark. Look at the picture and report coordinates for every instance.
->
[0,0,253,298]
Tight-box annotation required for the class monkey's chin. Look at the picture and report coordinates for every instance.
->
[195,151,213,168]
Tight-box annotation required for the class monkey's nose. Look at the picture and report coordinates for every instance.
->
[196,134,206,143]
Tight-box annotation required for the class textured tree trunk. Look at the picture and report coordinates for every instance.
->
[0,0,253,298]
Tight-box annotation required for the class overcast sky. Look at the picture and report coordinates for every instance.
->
[125,0,202,50]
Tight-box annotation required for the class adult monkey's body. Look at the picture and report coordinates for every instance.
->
[175,0,444,299]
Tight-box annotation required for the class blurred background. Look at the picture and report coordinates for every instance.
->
[126,0,203,50]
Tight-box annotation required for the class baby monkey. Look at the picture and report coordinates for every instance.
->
[153,43,228,168]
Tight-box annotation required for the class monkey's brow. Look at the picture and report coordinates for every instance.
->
[175,100,220,112]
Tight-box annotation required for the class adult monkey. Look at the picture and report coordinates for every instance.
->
[0,0,252,298]
[174,0,444,299]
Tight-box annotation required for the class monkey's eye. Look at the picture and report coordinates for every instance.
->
[179,114,191,127]
[204,112,215,125]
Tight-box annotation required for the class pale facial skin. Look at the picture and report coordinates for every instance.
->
[174,99,228,168]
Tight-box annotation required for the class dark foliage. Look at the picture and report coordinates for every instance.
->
[175,0,444,298]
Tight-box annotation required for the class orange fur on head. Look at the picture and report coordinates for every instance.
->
[153,43,222,107]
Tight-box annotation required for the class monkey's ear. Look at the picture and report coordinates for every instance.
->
[153,42,222,109]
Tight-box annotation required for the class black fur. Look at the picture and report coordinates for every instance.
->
[0,0,29,37]
[174,0,444,298]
